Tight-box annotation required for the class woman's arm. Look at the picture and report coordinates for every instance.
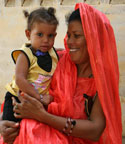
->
[40,95,105,141]
[13,94,106,141]
[41,96,105,141]
[0,113,19,144]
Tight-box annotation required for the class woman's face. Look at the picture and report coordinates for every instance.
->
[67,20,89,65]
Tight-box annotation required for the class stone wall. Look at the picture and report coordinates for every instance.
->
[0,0,125,136]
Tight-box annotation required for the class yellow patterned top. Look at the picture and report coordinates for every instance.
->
[5,43,58,96]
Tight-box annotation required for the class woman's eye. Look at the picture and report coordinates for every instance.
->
[37,33,43,37]
[74,34,80,38]
[67,34,70,38]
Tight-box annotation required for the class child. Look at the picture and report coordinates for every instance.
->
[2,7,59,122]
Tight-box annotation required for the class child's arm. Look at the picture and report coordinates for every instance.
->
[15,52,40,101]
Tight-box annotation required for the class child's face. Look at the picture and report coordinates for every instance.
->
[25,22,57,52]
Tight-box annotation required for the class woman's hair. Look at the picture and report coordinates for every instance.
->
[23,7,59,30]
[66,8,81,24]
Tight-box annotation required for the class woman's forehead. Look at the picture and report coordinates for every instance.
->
[67,21,83,32]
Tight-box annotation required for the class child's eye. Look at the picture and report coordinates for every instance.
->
[48,34,54,38]
[37,33,43,37]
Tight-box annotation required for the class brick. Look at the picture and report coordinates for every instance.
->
[4,0,15,7]
[59,0,83,6]
[94,5,125,14]
[0,0,2,7]
[122,115,125,136]
[100,0,110,4]
[119,86,125,97]
[41,0,55,6]
[15,0,22,6]
[123,137,125,144]
[118,41,125,55]
[111,0,125,4]
[85,0,100,5]
[119,76,125,85]
[21,0,42,7]
[21,0,33,7]
[121,100,125,115]
[119,59,125,72]
[120,97,125,136]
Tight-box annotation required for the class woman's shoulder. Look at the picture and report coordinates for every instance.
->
[56,48,66,59]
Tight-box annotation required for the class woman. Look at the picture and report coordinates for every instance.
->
[0,3,122,144]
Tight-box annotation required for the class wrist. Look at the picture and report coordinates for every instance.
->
[37,107,49,123]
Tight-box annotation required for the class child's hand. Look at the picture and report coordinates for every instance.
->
[40,94,53,106]
[19,91,41,102]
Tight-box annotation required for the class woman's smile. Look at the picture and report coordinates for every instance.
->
[67,20,89,65]
[69,48,80,52]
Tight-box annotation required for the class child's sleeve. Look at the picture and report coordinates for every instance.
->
[11,44,33,67]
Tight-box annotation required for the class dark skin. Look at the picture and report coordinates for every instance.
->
[0,114,19,144]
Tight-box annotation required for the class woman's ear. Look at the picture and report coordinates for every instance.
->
[25,29,31,40]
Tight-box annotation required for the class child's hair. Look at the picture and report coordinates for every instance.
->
[23,7,59,30]
[66,8,81,24]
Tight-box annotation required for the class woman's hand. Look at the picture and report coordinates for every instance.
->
[0,120,19,144]
[12,93,47,122]
[41,94,53,106]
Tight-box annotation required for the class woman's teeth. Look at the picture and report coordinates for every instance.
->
[70,49,79,52]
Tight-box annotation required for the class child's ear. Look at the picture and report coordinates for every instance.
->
[54,32,57,38]
[55,32,57,37]
[25,29,31,40]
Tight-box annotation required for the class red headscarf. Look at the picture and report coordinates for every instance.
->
[76,3,122,144]
[49,3,122,144]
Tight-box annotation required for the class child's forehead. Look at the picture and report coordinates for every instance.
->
[32,21,57,28]
[31,21,57,29]
[31,22,57,33]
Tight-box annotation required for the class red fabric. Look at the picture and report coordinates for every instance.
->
[50,3,122,143]
[1,103,4,113]
[13,78,97,144]
[0,3,122,144]
[75,3,122,144]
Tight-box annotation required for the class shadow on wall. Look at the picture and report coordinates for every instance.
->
[3,0,125,7]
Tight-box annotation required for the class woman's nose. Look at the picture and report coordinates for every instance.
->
[67,36,74,45]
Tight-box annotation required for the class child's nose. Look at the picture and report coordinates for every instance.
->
[42,36,49,43]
